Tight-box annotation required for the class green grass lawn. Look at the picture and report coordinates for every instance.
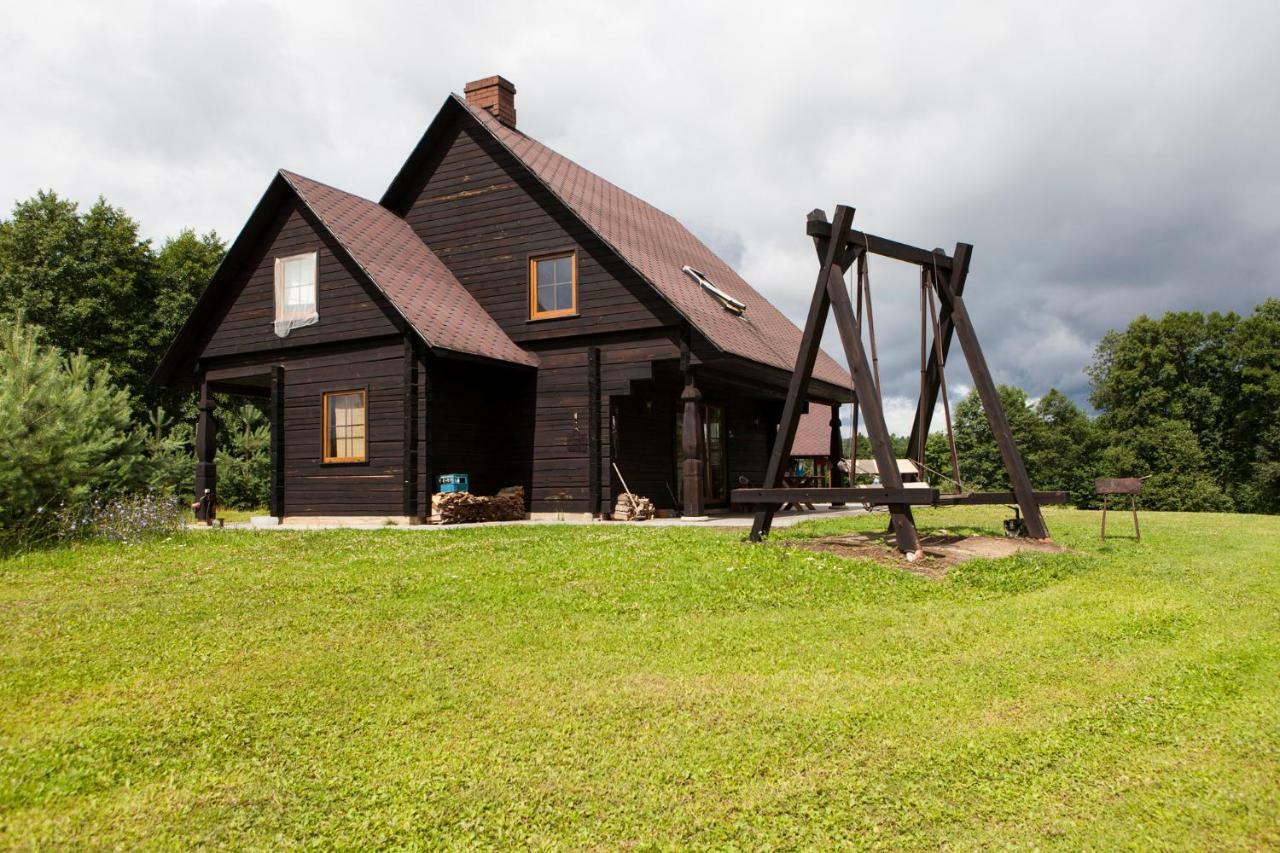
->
[2,508,1278,848]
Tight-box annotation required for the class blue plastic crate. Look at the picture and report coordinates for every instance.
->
[437,473,470,493]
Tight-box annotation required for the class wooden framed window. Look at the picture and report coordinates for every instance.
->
[529,251,577,319]
[322,389,367,463]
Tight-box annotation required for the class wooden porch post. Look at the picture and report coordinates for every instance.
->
[588,346,602,517]
[269,365,284,519]
[422,352,434,520]
[403,337,420,521]
[681,369,706,518]
[829,404,845,505]
[194,374,217,522]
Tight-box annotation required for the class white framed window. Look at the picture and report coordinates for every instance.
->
[273,251,319,337]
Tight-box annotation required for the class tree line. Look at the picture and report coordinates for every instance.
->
[0,192,268,546]
[849,298,1279,514]
[2,189,1277,534]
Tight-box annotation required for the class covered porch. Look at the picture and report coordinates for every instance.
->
[608,356,848,518]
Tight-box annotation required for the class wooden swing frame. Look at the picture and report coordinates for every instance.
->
[733,205,1064,552]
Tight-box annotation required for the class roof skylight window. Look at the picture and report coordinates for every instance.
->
[682,265,746,315]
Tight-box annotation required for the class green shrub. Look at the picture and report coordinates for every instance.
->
[0,316,146,550]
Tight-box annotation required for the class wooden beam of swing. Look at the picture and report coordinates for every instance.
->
[748,207,852,541]
[806,221,954,270]
[823,226,923,554]
[906,246,968,463]
[935,490,1068,506]
[933,258,1051,540]
[736,488,1067,507]
[749,206,924,554]
[734,486,940,505]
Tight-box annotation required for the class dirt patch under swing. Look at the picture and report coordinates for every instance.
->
[789,529,1069,579]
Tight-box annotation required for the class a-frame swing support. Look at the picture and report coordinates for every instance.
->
[735,205,1051,549]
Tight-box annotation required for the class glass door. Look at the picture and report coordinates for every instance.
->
[705,405,727,505]
[675,404,729,507]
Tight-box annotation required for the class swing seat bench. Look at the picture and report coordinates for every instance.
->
[934,490,1069,506]
[731,487,1068,509]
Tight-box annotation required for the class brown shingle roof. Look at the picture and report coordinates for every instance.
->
[791,404,835,457]
[453,97,852,389]
[280,170,536,368]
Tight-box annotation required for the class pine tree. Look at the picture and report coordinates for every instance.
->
[0,316,146,543]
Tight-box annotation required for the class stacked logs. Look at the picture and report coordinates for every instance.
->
[613,492,655,521]
[432,487,526,525]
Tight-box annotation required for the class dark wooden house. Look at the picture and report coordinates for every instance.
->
[155,76,852,521]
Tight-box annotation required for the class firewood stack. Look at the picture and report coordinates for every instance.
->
[432,487,526,524]
[613,492,655,521]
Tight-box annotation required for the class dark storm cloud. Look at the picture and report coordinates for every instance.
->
[3,0,1277,431]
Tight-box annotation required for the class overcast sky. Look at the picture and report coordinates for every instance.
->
[3,0,1278,433]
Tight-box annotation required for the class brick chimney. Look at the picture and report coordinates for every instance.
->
[463,75,517,128]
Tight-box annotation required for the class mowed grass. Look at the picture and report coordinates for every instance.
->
[1,508,1278,848]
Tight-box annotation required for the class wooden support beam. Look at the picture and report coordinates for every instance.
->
[422,353,434,519]
[588,346,602,516]
[749,207,848,540]
[599,396,613,517]
[906,247,966,462]
[823,223,921,555]
[934,247,1050,539]
[194,374,217,522]
[269,365,284,519]
[806,221,954,269]
[734,486,939,505]
[828,404,845,505]
[402,337,419,520]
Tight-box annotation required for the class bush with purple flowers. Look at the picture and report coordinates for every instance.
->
[52,492,187,545]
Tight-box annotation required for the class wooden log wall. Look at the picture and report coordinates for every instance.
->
[279,340,405,516]
[397,115,683,345]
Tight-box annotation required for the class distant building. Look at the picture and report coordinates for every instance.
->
[788,404,839,485]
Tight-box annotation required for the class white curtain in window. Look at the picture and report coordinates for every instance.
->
[327,392,366,460]
[273,252,319,337]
